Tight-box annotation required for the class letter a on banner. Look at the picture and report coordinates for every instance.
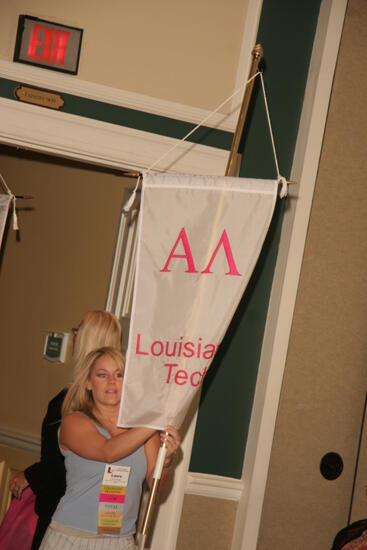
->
[118,173,278,430]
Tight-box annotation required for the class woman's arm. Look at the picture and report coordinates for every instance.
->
[59,413,155,463]
[10,471,29,499]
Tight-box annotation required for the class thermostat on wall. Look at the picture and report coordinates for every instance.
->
[43,331,69,363]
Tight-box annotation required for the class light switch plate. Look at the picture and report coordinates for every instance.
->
[43,331,69,363]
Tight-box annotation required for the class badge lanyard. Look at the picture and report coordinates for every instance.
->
[98,464,130,535]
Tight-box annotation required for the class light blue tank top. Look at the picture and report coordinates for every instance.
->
[53,421,147,536]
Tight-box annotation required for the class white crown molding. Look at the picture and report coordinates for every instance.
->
[0,427,41,456]
[0,1,264,143]
[186,472,243,501]
[0,60,237,133]
[0,97,228,176]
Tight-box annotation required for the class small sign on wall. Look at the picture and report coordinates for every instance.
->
[14,85,64,110]
[14,15,83,75]
[43,332,69,363]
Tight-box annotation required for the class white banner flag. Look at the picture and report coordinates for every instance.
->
[0,194,11,251]
[118,173,278,430]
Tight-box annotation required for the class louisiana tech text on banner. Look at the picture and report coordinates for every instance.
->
[118,173,278,430]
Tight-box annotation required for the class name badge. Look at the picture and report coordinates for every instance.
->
[98,464,130,535]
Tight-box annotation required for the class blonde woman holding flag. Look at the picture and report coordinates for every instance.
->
[40,346,180,550]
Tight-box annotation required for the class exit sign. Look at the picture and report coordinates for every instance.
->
[14,15,83,74]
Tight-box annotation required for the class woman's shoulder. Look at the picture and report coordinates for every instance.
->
[60,413,100,450]
[62,411,96,429]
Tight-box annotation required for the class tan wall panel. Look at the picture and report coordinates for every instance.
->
[176,494,237,550]
[0,0,248,112]
[0,147,128,438]
[0,444,39,473]
[258,1,367,548]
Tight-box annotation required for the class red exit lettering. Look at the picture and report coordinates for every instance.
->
[27,24,70,66]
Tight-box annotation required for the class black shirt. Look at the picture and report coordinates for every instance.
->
[24,388,67,519]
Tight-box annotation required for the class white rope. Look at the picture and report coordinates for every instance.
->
[259,72,288,198]
[145,71,261,174]
[123,68,288,212]
[0,173,19,230]
[123,71,262,213]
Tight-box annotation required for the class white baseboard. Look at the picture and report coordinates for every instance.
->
[186,472,243,501]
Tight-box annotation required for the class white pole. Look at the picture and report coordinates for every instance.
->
[139,444,167,548]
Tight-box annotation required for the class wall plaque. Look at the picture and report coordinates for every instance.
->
[15,85,64,110]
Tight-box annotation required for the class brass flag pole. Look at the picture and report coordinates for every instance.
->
[225,44,295,187]
[139,442,167,549]
[225,43,264,177]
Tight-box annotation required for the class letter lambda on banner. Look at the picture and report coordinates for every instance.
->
[160,227,241,276]
[201,229,241,276]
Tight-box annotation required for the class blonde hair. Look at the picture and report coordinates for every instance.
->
[73,310,122,376]
[62,346,125,419]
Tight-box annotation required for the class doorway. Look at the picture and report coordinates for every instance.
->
[0,144,133,440]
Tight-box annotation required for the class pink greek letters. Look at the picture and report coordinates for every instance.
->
[160,227,241,276]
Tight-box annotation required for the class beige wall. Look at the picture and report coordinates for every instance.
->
[258,1,367,548]
[0,0,248,112]
[0,147,130,439]
[0,444,39,472]
[177,495,237,550]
